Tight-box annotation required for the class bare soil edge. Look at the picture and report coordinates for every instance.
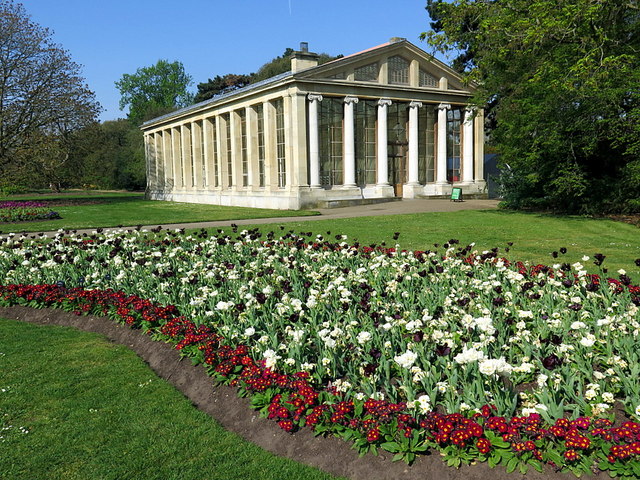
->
[0,305,577,480]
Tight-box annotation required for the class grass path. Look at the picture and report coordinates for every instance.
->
[0,318,341,480]
[0,193,317,233]
[237,209,640,279]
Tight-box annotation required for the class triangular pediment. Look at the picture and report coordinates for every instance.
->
[294,39,470,92]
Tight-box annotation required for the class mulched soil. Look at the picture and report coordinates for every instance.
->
[607,214,640,228]
[0,305,581,480]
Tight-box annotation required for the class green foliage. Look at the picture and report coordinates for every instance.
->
[63,120,145,190]
[0,0,100,187]
[115,59,193,125]
[423,0,640,213]
[194,73,252,103]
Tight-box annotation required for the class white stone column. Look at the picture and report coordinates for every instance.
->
[308,94,323,188]
[474,109,485,186]
[144,134,153,192]
[376,99,392,186]
[407,101,422,185]
[462,108,474,184]
[343,96,358,187]
[436,103,451,185]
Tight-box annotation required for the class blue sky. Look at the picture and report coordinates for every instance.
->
[24,0,439,122]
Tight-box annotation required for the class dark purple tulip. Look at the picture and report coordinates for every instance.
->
[435,344,451,356]
[542,354,562,370]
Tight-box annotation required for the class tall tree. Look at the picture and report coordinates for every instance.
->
[0,0,100,186]
[424,0,640,213]
[115,59,193,125]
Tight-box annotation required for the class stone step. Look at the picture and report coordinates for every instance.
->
[415,193,489,200]
[315,197,403,209]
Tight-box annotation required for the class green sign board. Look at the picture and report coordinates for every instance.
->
[451,187,462,202]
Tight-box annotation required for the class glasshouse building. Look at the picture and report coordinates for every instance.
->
[141,38,486,209]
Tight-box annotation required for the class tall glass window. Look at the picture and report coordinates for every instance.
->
[388,56,409,85]
[256,104,265,188]
[209,118,219,187]
[447,108,462,182]
[387,102,409,187]
[187,124,196,187]
[275,99,286,188]
[225,114,233,188]
[355,100,376,185]
[418,105,436,184]
[155,133,164,187]
[179,127,185,187]
[318,97,343,186]
[198,121,206,187]
[240,110,248,187]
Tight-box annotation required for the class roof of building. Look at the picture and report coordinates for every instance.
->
[142,39,469,129]
[142,70,293,127]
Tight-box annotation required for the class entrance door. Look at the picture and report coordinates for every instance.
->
[387,104,409,198]
[389,140,407,197]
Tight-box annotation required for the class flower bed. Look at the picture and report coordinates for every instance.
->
[1,228,640,477]
[0,201,61,223]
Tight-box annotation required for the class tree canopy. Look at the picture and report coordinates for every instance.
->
[424,0,640,213]
[194,73,252,103]
[0,0,100,189]
[115,59,193,125]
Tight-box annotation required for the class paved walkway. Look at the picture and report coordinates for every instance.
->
[5,199,500,237]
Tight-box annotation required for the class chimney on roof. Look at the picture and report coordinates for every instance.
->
[291,42,319,72]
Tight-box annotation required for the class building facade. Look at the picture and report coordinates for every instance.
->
[142,39,486,209]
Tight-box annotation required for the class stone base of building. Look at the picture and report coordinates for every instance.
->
[148,180,488,210]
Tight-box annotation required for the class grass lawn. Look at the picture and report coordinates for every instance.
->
[0,318,341,480]
[0,192,317,233]
[235,209,640,280]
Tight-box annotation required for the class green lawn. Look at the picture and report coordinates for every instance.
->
[235,209,640,280]
[0,192,317,232]
[0,318,341,480]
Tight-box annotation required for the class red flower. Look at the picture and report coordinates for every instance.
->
[476,438,491,454]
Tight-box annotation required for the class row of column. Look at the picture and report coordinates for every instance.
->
[146,99,290,193]
[307,94,477,188]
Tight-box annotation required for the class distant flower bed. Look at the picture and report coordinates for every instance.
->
[1,228,640,477]
[0,201,60,223]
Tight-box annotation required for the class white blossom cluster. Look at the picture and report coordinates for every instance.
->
[1,229,639,420]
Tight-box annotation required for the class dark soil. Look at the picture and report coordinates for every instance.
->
[607,214,640,228]
[0,306,583,480]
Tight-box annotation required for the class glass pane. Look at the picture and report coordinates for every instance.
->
[447,109,462,182]
[257,104,265,188]
[275,99,286,188]
[319,97,343,186]
[354,63,378,82]
[418,105,435,184]
[355,100,377,185]
[419,69,438,87]
[388,56,409,85]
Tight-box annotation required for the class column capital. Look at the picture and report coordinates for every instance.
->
[377,98,392,107]
[344,96,359,105]
[409,101,423,109]
[308,93,323,102]
[437,103,451,111]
